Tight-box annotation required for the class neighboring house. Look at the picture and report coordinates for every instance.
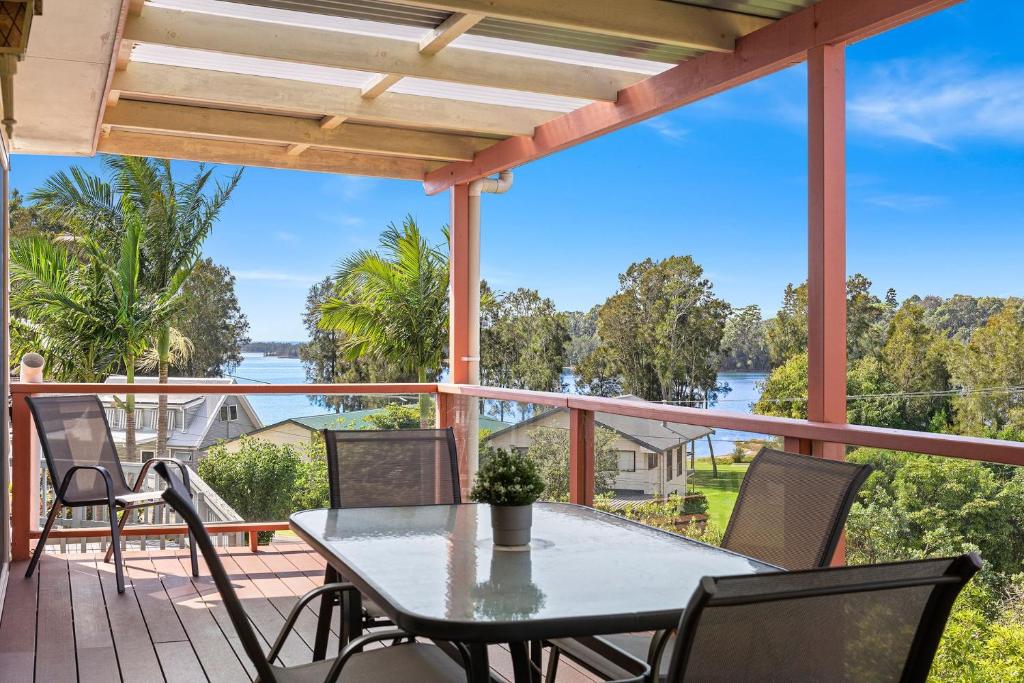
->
[485,395,713,497]
[220,409,508,453]
[100,375,262,465]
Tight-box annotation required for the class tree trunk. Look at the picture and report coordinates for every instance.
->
[417,366,431,428]
[125,359,137,462]
[157,327,170,459]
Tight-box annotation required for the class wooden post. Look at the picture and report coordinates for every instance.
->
[807,43,847,464]
[449,184,471,386]
[808,43,848,565]
[11,391,32,560]
[569,408,595,506]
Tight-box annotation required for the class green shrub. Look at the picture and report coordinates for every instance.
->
[470,449,545,506]
[680,493,709,516]
[200,437,301,543]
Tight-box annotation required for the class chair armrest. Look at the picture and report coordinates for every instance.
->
[57,465,116,503]
[136,457,192,493]
[268,583,359,663]
[325,630,473,683]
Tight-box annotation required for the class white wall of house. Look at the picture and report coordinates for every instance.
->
[487,417,690,495]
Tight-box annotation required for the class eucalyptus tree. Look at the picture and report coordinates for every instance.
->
[319,217,449,426]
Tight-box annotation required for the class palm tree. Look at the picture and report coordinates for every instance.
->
[31,156,241,457]
[12,201,187,459]
[320,217,449,425]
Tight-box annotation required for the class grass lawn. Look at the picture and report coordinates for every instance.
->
[690,458,749,529]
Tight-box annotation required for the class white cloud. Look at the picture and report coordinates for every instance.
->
[234,270,318,284]
[864,193,948,210]
[849,59,1024,148]
[643,117,689,142]
[321,176,377,200]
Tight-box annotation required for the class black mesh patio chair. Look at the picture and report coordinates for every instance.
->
[25,395,198,594]
[663,553,980,682]
[315,427,461,650]
[547,447,872,681]
[157,462,472,683]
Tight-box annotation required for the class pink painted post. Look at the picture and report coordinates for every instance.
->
[807,43,847,465]
[808,43,848,566]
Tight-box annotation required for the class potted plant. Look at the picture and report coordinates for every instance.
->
[471,449,545,547]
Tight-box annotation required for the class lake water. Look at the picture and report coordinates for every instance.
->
[232,354,768,454]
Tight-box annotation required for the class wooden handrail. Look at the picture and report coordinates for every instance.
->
[10,382,438,395]
[440,383,1024,467]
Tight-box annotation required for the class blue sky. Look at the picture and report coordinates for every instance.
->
[10,0,1024,341]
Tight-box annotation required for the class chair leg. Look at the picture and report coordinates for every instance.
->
[26,502,63,578]
[188,529,199,577]
[546,645,560,682]
[108,501,126,594]
[104,504,133,563]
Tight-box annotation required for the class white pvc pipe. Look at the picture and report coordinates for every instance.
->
[464,171,514,485]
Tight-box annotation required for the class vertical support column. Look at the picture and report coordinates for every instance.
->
[569,408,595,506]
[807,43,847,465]
[0,135,8,564]
[11,390,31,561]
[448,184,477,494]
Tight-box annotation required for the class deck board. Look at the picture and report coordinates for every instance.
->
[35,555,77,683]
[0,543,601,682]
[67,554,121,683]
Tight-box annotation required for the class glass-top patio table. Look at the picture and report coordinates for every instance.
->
[290,502,777,682]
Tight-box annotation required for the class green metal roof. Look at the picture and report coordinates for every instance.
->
[289,410,509,433]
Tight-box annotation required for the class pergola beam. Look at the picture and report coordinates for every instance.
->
[113,63,553,137]
[103,100,493,161]
[393,1,770,52]
[420,12,484,56]
[125,6,643,102]
[98,130,441,180]
[423,0,964,194]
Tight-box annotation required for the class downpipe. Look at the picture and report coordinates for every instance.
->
[465,171,513,485]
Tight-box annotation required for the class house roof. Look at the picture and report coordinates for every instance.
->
[484,395,713,454]
[102,374,263,448]
[225,409,509,442]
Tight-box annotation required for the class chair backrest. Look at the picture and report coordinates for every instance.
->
[666,554,980,683]
[26,395,132,504]
[322,427,461,508]
[721,448,872,569]
[157,462,277,682]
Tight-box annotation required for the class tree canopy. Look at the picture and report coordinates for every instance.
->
[577,255,730,404]
[171,258,250,377]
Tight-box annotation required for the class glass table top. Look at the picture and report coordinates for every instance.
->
[291,503,777,637]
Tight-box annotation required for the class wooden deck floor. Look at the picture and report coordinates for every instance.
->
[0,540,600,683]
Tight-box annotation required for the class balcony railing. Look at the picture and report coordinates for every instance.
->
[11,380,1024,561]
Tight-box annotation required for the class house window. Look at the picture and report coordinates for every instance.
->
[666,453,674,479]
[220,405,238,422]
[141,451,154,462]
[647,453,657,469]
[172,449,192,462]
[677,451,684,473]
[616,450,636,472]
[167,410,177,431]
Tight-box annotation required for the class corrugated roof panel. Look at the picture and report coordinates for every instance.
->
[390,78,590,112]
[456,24,685,71]
[665,0,819,20]
[131,43,382,89]
[468,17,700,65]
[209,0,446,27]
[153,0,430,39]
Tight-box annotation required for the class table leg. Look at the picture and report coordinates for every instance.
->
[313,565,338,661]
[467,643,491,683]
[341,583,362,649]
[509,641,535,683]
[530,640,543,683]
